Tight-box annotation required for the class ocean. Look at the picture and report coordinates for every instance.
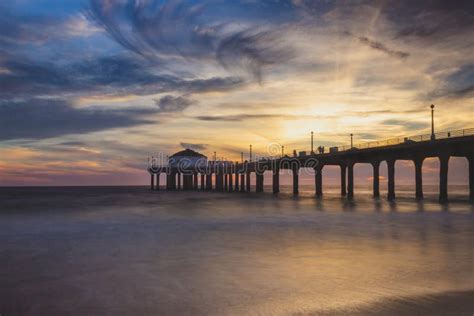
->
[0,185,473,315]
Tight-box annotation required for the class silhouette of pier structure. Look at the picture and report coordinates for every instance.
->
[148,128,474,202]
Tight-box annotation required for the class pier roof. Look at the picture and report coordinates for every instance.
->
[170,148,207,158]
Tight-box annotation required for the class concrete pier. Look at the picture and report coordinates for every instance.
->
[206,173,212,190]
[387,159,395,200]
[246,171,251,192]
[216,166,224,191]
[228,172,233,191]
[183,174,192,190]
[439,155,449,202]
[235,169,239,190]
[193,173,198,190]
[414,158,424,199]
[256,173,264,192]
[272,167,279,193]
[469,156,474,202]
[347,163,354,199]
[315,165,323,197]
[292,165,299,195]
[340,164,346,196]
[149,128,474,202]
[372,161,380,198]
[166,172,176,190]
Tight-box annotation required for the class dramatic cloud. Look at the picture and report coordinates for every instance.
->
[423,64,474,99]
[154,95,195,113]
[444,65,474,96]
[0,53,245,99]
[216,30,293,83]
[180,142,208,151]
[0,99,157,141]
[389,0,474,40]
[381,119,428,131]
[85,0,293,82]
[196,114,289,122]
[0,6,98,47]
[343,31,409,60]
[0,0,473,185]
[58,141,88,146]
[357,36,409,60]
[195,114,318,122]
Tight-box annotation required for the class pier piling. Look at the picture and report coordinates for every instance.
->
[414,158,424,199]
[469,156,474,202]
[340,164,346,196]
[273,167,280,193]
[372,161,380,198]
[292,165,299,195]
[347,163,354,199]
[439,155,449,202]
[387,159,396,200]
[315,165,323,197]
[152,128,474,202]
[256,173,264,192]
[235,167,239,191]
[246,171,251,192]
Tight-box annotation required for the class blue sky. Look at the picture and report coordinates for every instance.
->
[0,0,473,185]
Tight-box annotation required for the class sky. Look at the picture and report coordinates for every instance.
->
[0,0,473,186]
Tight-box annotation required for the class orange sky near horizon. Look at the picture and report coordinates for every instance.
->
[0,0,472,186]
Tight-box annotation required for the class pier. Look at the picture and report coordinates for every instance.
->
[148,128,474,202]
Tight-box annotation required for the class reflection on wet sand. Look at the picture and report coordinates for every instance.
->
[0,186,472,315]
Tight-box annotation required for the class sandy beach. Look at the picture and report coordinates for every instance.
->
[1,186,473,315]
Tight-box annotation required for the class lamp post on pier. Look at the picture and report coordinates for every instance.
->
[430,104,435,140]
[241,152,243,163]
[311,131,314,154]
[282,145,285,157]
[249,145,253,162]
[350,133,354,148]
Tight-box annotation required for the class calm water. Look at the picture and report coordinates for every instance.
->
[0,186,473,315]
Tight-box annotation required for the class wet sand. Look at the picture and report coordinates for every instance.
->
[310,290,474,315]
[0,186,473,315]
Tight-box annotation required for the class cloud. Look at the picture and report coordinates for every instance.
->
[178,76,245,93]
[341,30,409,59]
[193,113,328,122]
[180,142,208,151]
[445,85,474,98]
[85,0,293,81]
[154,95,195,113]
[355,35,409,60]
[423,64,474,99]
[445,65,474,91]
[195,114,288,122]
[382,119,428,131]
[0,6,98,47]
[216,30,293,83]
[0,98,158,141]
[0,53,245,99]
[389,0,474,40]
[58,141,88,146]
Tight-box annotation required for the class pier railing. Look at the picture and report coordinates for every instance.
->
[255,127,474,161]
[149,127,474,170]
[336,127,474,152]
